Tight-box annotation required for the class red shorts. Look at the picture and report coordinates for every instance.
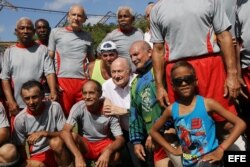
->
[30,149,57,167]
[242,67,250,98]
[58,78,88,117]
[166,54,237,121]
[82,137,113,160]
[154,146,167,162]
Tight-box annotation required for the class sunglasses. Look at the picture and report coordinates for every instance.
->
[172,75,196,87]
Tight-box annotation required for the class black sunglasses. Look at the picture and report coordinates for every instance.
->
[172,75,196,87]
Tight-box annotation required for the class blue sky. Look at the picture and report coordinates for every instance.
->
[0,0,153,41]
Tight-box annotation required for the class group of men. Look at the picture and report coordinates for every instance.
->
[0,0,249,167]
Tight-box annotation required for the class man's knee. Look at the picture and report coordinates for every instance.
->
[49,136,64,152]
[0,144,19,163]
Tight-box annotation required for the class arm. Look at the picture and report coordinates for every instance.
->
[152,43,169,107]
[27,131,61,145]
[150,107,182,155]
[45,73,58,101]
[0,127,10,145]
[86,61,94,78]
[202,98,246,162]
[60,123,86,166]
[216,31,240,99]
[103,98,128,116]
[96,135,125,167]
[48,50,55,59]
[1,80,19,115]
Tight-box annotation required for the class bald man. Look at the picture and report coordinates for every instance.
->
[129,41,182,167]
[1,17,57,118]
[48,4,95,117]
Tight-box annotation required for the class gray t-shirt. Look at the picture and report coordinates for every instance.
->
[100,28,144,58]
[67,100,123,141]
[150,0,231,61]
[12,101,66,156]
[0,103,9,128]
[48,27,93,79]
[1,43,55,108]
[236,0,250,68]
[223,0,237,37]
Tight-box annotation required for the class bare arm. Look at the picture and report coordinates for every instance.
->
[45,73,58,101]
[49,50,55,59]
[150,107,182,155]
[27,130,61,145]
[206,98,246,150]
[1,80,19,115]
[0,127,10,145]
[96,135,125,167]
[152,43,169,107]
[202,98,246,163]
[60,123,86,166]
[216,31,240,99]
[86,61,94,78]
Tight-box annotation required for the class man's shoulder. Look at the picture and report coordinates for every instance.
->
[102,78,115,89]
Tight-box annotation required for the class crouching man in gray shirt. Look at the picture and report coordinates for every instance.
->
[50,79,125,167]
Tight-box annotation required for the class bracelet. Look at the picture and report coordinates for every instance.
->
[218,145,225,151]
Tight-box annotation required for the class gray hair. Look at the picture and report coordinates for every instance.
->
[116,6,135,18]
[16,17,33,28]
[112,57,132,73]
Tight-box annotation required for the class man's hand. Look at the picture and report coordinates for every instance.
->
[75,156,86,167]
[238,77,248,99]
[224,73,241,99]
[134,144,146,161]
[49,91,58,101]
[145,136,155,151]
[7,101,20,116]
[156,86,170,108]
[168,145,183,156]
[27,131,47,145]
[95,149,111,167]
[103,98,128,116]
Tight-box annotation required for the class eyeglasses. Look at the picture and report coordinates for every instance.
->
[172,75,196,87]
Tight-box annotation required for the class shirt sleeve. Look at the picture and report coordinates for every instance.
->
[110,116,123,137]
[212,0,231,34]
[48,28,56,52]
[150,5,165,44]
[12,115,26,145]
[53,102,66,131]
[0,103,9,128]
[129,84,146,144]
[43,47,55,76]
[66,102,83,127]
[1,48,11,80]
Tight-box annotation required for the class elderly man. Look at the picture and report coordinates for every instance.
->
[99,6,144,70]
[129,40,180,167]
[48,4,95,117]
[49,80,125,167]
[35,18,51,46]
[12,80,65,167]
[1,17,57,117]
[0,102,19,166]
[102,57,141,166]
[88,41,118,85]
